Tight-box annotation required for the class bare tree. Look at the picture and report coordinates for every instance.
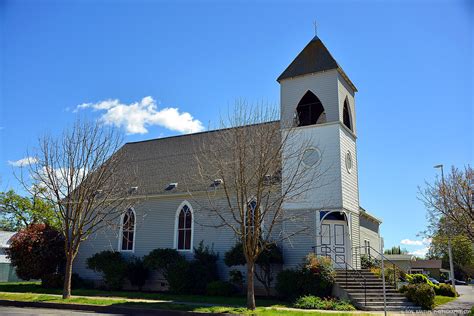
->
[19,119,136,299]
[193,103,329,309]
[419,165,473,240]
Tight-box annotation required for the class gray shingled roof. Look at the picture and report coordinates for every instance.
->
[277,36,357,91]
[120,121,280,196]
[411,259,442,269]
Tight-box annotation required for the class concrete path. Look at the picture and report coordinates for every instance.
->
[435,285,473,314]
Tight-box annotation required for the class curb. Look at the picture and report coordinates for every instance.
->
[0,299,216,315]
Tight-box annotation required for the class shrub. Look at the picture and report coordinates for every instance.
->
[143,248,186,279]
[166,259,191,294]
[6,224,65,282]
[361,255,379,269]
[86,251,127,290]
[406,273,435,286]
[41,273,64,289]
[293,295,355,311]
[187,242,220,294]
[404,283,435,310]
[224,242,283,296]
[206,280,235,296]
[126,257,149,291]
[275,269,301,301]
[229,269,244,288]
[144,243,220,294]
[276,254,335,301]
[435,283,457,297]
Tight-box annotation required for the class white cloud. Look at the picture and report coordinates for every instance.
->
[400,238,431,246]
[8,156,38,167]
[74,96,204,135]
[409,247,429,257]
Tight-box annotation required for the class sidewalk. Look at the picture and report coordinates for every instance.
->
[434,285,473,313]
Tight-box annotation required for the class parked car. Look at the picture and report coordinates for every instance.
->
[444,279,467,285]
[428,277,440,285]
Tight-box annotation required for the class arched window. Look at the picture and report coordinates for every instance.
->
[175,202,193,251]
[245,200,257,235]
[343,98,352,131]
[296,91,326,127]
[120,208,135,251]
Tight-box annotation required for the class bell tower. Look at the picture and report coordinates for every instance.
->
[279,36,361,267]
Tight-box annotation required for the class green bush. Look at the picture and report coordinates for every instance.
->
[361,255,379,269]
[404,283,435,310]
[86,251,127,290]
[126,257,149,291]
[187,242,219,294]
[434,283,457,297]
[275,254,335,301]
[406,273,435,286]
[144,243,220,294]
[293,295,355,311]
[229,269,244,286]
[224,242,283,296]
[143,248,185,276]
[166,259,191,293]
[41,273,64,289]
[275,269,301,301]
[206,280,235,296]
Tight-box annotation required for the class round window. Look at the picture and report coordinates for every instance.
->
[345,151,353,173]
[302,147,321,167]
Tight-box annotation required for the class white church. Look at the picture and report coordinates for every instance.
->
[74,35,383,292]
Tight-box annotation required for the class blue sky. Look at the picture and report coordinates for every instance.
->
[1,0,472,256]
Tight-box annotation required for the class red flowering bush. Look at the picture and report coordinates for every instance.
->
[6,224,65,283]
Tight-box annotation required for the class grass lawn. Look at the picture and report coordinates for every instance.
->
[433,295,457,307]
[0,282,370,315]
[0,281,279,306]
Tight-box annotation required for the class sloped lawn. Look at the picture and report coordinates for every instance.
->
[0,282,371,315]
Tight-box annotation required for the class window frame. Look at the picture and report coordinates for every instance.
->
[342,97,353,132]
[244,199,264,238]
[118,208,136,253]
[174,201,194,252]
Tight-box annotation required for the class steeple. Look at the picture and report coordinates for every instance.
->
[277,36,357,92]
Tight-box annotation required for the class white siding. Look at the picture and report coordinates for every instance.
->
[280,70,340,127]
[337,73,357,134]
[340,127,359,213]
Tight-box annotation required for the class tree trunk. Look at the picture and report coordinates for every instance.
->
[62,253,74,299]
[246,261,256,310]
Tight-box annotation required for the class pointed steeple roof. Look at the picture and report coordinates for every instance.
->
[277,36,357,91]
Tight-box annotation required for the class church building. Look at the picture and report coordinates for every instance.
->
[73,36,383,291]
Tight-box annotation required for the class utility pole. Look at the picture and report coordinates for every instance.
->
[434,164,456,290]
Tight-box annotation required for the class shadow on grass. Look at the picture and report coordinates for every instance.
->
[0,282,282,308]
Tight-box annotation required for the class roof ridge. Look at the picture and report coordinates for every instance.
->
[125,120,280,145]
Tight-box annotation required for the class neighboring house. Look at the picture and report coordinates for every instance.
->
[408,259,444,280]
[73,35,383,290]
[384,255,448,280]
[384,254,416,272]
[0,231,21,282]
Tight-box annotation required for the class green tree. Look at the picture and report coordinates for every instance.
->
[427,233,474,279]
[0,187,58,231]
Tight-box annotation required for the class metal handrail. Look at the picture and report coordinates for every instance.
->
[352,245,406,288]
[312,245,367,306]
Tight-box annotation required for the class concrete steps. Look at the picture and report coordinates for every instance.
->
[334,269,421,311]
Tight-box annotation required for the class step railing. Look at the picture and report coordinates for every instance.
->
[352,245,406,289]
[312,245,367,307]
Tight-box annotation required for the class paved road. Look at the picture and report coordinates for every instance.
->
[435,285,474,313]
[0,306,123,315]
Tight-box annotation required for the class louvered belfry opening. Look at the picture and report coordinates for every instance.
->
[343,99,352,131]
[296,90,326,127]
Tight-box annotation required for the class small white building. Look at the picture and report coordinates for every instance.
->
[0,231,21,282]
